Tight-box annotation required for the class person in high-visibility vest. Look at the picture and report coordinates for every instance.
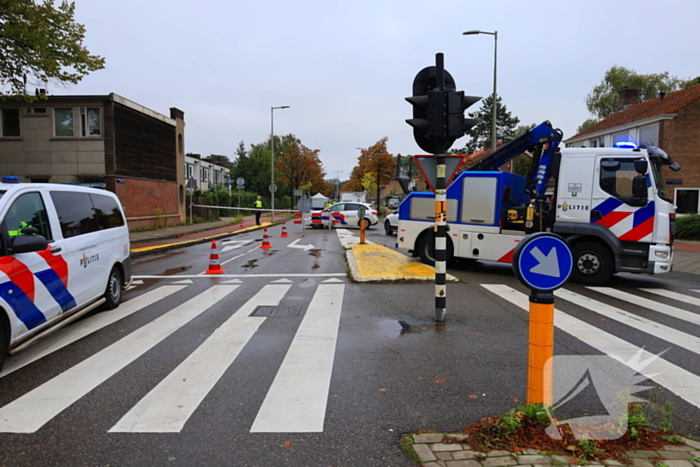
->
[254,196,263,225]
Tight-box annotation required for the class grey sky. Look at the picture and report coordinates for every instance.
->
[66,0,699,181]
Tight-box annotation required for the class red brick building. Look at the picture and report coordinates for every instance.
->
[565,84,700,214]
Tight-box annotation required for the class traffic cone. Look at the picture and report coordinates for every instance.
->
[280,221,289,237]
[205,240,224,274]
[260,226,272,249]
[240,218,245,229]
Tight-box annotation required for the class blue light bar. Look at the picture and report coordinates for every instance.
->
[614,141,638,149]
[2,176,19,183]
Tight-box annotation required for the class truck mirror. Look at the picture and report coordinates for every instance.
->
[601,160,620,171]
[11,234,48,254]
[632,175,648,200]
[634,159,648,174]
[670,161,681,171]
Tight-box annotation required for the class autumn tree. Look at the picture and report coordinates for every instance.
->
[0,0,105,99]
[345,138,395,205]
[277,141,328,208]
[579,65,696,131]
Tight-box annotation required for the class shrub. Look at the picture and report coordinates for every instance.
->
[675,214,700,240]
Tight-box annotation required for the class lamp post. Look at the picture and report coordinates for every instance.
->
[463,30,498,156]
[270,105,290,221]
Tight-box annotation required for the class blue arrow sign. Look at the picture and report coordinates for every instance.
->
[512,233,573,291]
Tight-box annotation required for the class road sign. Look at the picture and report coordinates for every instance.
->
[512,233,573,292]
[186,176,198,190]
[237,177,245,186]
[269,183,277,193]
[413,154,465,193]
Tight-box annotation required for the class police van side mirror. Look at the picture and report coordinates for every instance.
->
[11,234,48,254]
[629,175,649,206]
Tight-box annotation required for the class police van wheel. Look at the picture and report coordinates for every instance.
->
[104,267,123,310]
[571,241,613,285]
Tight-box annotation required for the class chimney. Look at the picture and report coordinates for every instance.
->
[619,86,639,110]
[170,107,185,121]
[659,91,666,101]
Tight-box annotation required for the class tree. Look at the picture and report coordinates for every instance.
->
[452,95,520,155]
[0,0,105,99]
[277,141,327,208]
[584,65,694,121]
[204,154,232,170]
[345,137,395,205]
[511,124,536,176]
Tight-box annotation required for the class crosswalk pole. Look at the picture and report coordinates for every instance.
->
[434,154,447,322]
[527,290,554,405]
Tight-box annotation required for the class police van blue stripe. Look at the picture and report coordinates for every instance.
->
[632,201,655,228]
[35,269,77,312]
[0,282,47,330]
[592,197,623,218]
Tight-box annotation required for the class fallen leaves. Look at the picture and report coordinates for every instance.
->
[282,440,292,449]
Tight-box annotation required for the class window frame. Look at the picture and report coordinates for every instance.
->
[0,108,21,137]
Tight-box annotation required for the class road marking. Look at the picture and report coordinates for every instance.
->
[588,287,700,327]
[110,284,291,433]
[221,239,254,253]
[287,239,315,250]
[0,284,238,433]
[133,274,345,279]
[251,283,345,433]
[0,285,188,378]
[482,284,700,410]
[556,288,700,355]
[640,288,700,307]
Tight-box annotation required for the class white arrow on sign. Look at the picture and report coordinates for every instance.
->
[221,239,254,253]
[529,246,560,277]
[287,239,316,251]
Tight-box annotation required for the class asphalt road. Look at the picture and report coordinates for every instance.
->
[0,223,699,466]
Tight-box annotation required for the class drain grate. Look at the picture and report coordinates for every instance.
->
[251,306,302,317]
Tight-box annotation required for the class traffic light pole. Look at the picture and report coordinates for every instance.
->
[434,153,447,322]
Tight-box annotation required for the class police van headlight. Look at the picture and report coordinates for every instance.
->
[654,250,669,259]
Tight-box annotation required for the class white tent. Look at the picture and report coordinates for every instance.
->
[311,192,329,209]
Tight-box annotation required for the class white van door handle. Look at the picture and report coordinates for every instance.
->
[50,246,62,254]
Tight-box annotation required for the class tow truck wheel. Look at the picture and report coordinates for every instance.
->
[417,233,454,266]
[103,267,123,310]
[571,241,613,285]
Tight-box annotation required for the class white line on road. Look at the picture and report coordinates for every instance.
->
[482,284,700,410]
[133,274,346,279]
[251,282,345,433]
[0,284,239,433]
[640,288,700,308]
[0,285,187,378]
[110,283,291,433]
[587,287,700,327]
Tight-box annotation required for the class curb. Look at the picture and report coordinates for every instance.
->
[130,222,280,258]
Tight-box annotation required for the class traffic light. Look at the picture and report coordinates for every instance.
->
[406,55,481,154]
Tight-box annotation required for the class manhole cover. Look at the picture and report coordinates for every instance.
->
[251,306,302,317]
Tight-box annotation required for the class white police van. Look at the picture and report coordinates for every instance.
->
[0,177,131,370]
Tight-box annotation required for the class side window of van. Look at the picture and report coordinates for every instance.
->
[5,192,53,240]
[90,194,125,229]
[50,191,100,238]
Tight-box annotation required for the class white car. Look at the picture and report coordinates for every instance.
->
[322,202,379,228]
[384,210,399,235]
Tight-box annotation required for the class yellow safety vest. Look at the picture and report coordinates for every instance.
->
[254,200,262,208]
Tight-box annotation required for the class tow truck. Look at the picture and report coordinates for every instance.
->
[396,121,681,284]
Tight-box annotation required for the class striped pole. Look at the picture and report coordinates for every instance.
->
[434,154,447,322]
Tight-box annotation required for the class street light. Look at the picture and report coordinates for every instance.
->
[463,30,498,155]
[271,105,290,221]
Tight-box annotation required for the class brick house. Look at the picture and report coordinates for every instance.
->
[0,93,186,229]
[565,84,700,214]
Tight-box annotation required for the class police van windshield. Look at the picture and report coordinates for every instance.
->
[650,160,672,203]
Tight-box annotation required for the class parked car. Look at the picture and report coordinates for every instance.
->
[321,202,379,228]
[0,177,131,371]
[385,210,399,235]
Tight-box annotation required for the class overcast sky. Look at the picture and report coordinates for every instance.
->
[65,0,699,181]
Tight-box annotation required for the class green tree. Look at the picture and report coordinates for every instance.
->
[0,0,105,99]
[584,65,694,121]
[576,117,600,134]
[511,124,537,176]
[453,95,520,155]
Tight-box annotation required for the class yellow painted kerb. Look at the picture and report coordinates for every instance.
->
[349,243,445,280]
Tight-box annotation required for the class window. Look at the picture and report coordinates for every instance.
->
[599,158,645,204]
[54,108,74,137]
[80,107,101,136]
[90,193,125,229]
[50,191,100,238]
[4,192,52,240]
[1,108,20,137]
[676,189,699,215]
[638,124,659,147]
[25,107,47,114]
[612,130,631,146]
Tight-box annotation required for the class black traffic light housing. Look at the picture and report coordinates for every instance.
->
[406,53,481,154]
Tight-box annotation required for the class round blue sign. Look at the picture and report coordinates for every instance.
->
[512,233,573,291]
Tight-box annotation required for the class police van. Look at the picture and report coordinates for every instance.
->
[0,177,132,371]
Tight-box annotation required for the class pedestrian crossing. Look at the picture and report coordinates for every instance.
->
[0,279,346,434]
[482,284,700,411]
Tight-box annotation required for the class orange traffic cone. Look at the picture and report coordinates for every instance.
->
[240,218,245,229]
[260,226,272,249]
[280,221,289,237]
[205,240,224,274]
